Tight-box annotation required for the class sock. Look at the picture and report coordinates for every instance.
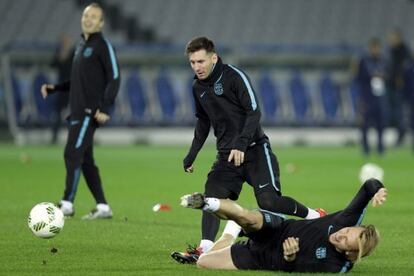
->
[221,220,241,239]
[97,203,110,212]
[199,239,214,253]
[60,200,73,210]
[203,198,220,212]
[305,208,320,219]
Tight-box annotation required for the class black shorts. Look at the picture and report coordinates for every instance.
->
[231,211,284,270]
[204,142,281,200]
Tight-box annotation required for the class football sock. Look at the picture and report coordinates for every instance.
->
[203,198,220,212]
[199,239,214,253]
[222,220,242,239]
[305,208,320,219]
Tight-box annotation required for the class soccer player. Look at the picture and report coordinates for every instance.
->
[181,178,387,273]
[171,37,325,263]
[387,29,411,147]
[354,38,387,155]
[40,3,120,219]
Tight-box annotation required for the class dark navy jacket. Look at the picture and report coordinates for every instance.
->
[51,32,120,119]
[184,58,265,167]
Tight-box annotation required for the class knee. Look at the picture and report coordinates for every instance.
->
[64,148,82,166]
[257,193,280,212]
[257,200,276,212]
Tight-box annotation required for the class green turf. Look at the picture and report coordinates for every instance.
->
[0,144,412,275]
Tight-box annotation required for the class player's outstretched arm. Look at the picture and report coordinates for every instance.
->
[339,179,387,226]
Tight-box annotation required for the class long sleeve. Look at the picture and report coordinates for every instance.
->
[183,94,210,169]
[48,81,71,94]
[99,38,120,114]
[337,179,384,226]
[230,66,261,152]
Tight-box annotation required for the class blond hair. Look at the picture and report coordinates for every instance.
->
[348,225,380,263]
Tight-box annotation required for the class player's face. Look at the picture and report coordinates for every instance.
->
[81,6,104,36]
[329,227,363,253]
[189,49,218,80]
[369,43,381,57]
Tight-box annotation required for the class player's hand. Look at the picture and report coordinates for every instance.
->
[185,165,194,173]
[228,149,245,167]
[372,187,387,207]
[283,237,299,262]
[41,84,54,99]
[94,109,110,124]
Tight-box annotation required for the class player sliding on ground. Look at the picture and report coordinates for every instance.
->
[179,178,387,273]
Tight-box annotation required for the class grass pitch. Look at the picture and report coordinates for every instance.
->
[0,144,412,275]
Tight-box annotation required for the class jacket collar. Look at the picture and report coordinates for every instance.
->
[81,32,102,41]
[196,57,224,86]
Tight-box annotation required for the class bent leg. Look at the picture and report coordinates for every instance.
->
[212,199,263,233]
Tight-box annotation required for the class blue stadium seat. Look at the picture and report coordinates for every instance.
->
[33,72,56,124]
[289,71,309,122]
[155,69,176,123]
[257,72,279,123]
[319,72,340,122]
[126,71,147,123]
[12,74,23,122]
[349,77,360,118]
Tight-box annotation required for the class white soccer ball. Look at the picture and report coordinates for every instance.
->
[359,163,384,183]
[28,202,64,239]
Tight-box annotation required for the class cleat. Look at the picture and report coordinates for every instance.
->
[180,193,205,209]
[81,207,113,220]
[316,208,328,217]
[56,202,75,217]
[171,245,203,264]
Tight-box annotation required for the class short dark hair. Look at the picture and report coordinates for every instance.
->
[185,37,215,55]
[86,2,104,22]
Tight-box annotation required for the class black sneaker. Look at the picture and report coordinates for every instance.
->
[171,245,203,264]
[180,193,205,209]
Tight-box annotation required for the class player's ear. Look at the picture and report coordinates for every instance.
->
[211,53,218,63]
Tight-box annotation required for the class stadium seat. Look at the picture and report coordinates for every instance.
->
[349,77,360,119]
[11,74,23,123]
[126,71,148,123]
[319,72,340,122]
[155,69,177,124]
[289,71,310,123]
[257,72,279,124]
[32,72,57,124]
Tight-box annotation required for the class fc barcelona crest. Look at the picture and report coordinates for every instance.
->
[315,247,327,259]
[214,82,223,95]
[83,47,93,57]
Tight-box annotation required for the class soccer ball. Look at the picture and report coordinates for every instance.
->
[28,202,64,239]
[359,163,384,183]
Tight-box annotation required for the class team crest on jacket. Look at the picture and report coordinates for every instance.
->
[214,82,223,95]
[83,47,93,57]
[315,247,327,259]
